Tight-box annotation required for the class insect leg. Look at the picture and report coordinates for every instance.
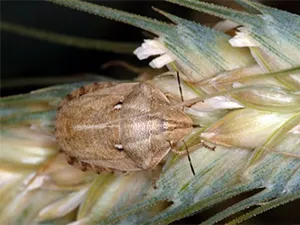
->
[78,161,89,172]
[200,140,216,151]
[164,93,182,103]
[168,140,187,155]
[151,174,158,189]
[122,171,131,176]
[181,140,216,152]
[66,155,76,165]
[170,147,187,155]
[150,165,163,189]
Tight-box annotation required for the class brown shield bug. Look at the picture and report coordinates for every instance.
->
[55,79,198,173]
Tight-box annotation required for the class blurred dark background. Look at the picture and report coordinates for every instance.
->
[2,0,300,96]
[1,1,300,224]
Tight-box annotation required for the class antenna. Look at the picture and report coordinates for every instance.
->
[176,71,196,176]
[176,71,184,103]
[183,140,196,176]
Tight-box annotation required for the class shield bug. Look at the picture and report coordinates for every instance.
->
[55,80,197,173]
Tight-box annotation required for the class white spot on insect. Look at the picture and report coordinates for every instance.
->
[114,144,124,150]
[163,120,169,130]
[114,103,122,110]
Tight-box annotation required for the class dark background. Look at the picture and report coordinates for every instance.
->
[2,0,300,96]
[1,1,299,224]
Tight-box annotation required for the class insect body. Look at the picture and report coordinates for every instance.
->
[55,81,194,172]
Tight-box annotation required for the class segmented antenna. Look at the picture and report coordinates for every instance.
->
[177,71,196,176]
[176,71,184,103]
[183,140,195,176]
